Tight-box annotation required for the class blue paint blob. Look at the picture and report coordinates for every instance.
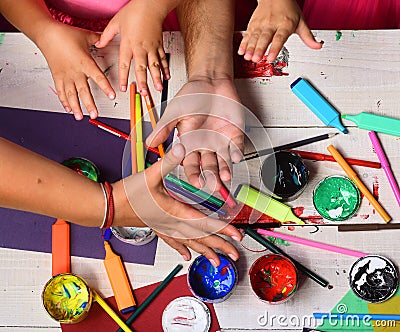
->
[187,254,237,303]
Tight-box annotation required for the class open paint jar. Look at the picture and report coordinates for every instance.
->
[187,253,238,303]
[313,175,361,221]
[249,254,298,304]
[111,226,156,245]
[162,296,211,332]
[349,255,399,303]
[62,157,100,182]
[260,150,309,201]
[42,273,92,323]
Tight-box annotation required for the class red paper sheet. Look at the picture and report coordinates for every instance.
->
[61,274,221,332]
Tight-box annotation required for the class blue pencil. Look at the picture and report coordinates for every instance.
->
[314,313,400,321]
[164,179,227,217]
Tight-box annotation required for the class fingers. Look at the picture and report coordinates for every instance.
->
[183,151,202,188]
[157,232,191,261]
[118,39,133,92]
[95,21,119,49]
[266,28,291,62]
[147,51,163,92]
[199,151,222,191]
[133,48,149,96]
[296,19,323,50]
[145,118,177,147]
[159,49,170,80]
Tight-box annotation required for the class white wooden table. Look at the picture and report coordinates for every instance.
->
[0,31,400,331]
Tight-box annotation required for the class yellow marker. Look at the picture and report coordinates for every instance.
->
[135,93,145,172]
[327,145,391,223]
[92,290,133,332]
[129,83,137,175]
[104,241,136,314]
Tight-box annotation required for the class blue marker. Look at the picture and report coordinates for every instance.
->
[291,77,348,134]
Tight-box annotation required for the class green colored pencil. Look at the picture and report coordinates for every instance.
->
[117,264,183,332]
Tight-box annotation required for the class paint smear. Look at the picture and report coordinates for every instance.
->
[336,31,343,41]
[233,33,289,79]
[0,33,5,45]
[372,176,379,200]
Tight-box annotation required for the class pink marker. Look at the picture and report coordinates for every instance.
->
[368,131,400,207]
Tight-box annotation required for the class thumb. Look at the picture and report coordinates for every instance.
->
[149,143,186,179]
[95,21,119,48]
[296,19,323,50]
[146,118,177,147]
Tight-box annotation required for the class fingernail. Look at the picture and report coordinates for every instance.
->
[209,259,218,268]
[165,74,170,80]
[238,47,244,55]
[64,106,71,113]
[231,235,241,242]
[108,93,115,100]
[228,254,238,261]
[140,89,148,95]
[89,111,97,119]
[120,85,127,92]
[157,83,163,90]
[182,254,190,261]
[74,113,83,121]
[94,41,100,47]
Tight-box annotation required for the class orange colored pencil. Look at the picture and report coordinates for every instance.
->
[130,83,137,174]
[143,94,165,157]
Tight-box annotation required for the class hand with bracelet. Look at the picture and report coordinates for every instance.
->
[0,138,241,266]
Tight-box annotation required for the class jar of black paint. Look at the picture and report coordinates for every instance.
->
[260,150,309,201]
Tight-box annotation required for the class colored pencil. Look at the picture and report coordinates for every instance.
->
[327,145,391,222]
[258,229,367,257]
[165,174,225,207]
[130,83,137,174]
[244,228,330,288]
[118,264,183,332]
[289,149,381,169]
[144,94,165,157]
[51,219,70,276]
[164,179,227,217]
[230,222,282,229]
[89,119,130,140]
[219,185,237,208]
[243,132,338,161]
[92,290,133,332]
[135,93,145,172]
[338,223,400,232]
[368,131,400,206]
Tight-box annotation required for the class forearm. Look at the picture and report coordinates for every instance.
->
[0,0,56,45]
[176,0,235,81]
[0,138,143,227]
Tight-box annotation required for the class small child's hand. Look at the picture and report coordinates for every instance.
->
[238,0,323,63]
[95,1,170,95]
[38,23,115,120]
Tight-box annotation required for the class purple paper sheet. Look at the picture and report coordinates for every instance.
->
[0,107,157,265]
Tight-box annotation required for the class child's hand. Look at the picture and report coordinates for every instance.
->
[95,1,170,95]
[238,0,323,63]
[38,23,115,120]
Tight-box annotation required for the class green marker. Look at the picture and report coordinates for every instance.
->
[234,184,304,224]
[342,112,400,137]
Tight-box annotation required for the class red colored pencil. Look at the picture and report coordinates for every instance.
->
[290,149,381,169]
[89,119,130,141]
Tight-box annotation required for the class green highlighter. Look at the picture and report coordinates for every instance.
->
[234,184,304,224]
[342,112,400,137]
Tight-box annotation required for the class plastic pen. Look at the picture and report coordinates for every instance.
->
[327,145,391,222]
[368,131,400,206]
[343,112,400,137]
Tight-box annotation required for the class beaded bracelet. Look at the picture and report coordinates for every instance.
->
[99,181,115,229]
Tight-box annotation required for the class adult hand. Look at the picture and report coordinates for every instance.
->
[238,0,322,63]
[112,143,242,266]
[37,22,115,120]
[146,78,245,191]
[95,0,170,95]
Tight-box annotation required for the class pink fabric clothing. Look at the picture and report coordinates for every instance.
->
[302,0,400,29]
[44,0,180,31]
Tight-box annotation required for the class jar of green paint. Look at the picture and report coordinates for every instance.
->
[313,175,361,221]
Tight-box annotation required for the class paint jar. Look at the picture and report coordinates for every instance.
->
[62,157,100,182]
[249,254,298,304]
[187,253,238,303]
[313,175,361,221]
[42,273,93,324]
[111,226,156,246]
[162,296,211,332]
[260,150,309,201]
[349,255,399,303]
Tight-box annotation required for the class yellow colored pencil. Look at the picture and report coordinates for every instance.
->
[327,145,391,223]
[135,93,145,172]
[144,94,165,157]
[92,290,133,332]
[129,83,137,175]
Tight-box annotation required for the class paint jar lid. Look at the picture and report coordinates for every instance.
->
[162,296,211,332]
[260,150,309,201]
[62,157,100,182]
[187,253,238,303]
[111,226,156,246]
[249,253,298,304]
[42,273,92,323]
[313,175,361,221]
[349,255,399,303]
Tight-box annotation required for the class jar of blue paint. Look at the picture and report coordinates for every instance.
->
[187,253,238,303]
